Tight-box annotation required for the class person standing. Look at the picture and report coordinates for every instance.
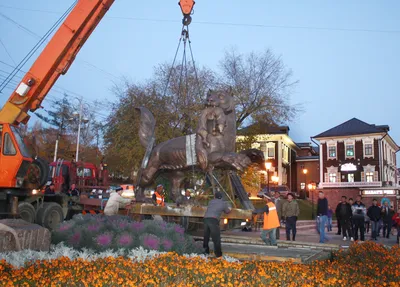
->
[272,191,282,239]
[335,201,342,235]
[282,193,300,241]
[203,192,231,258]
[67,183,80,197]
[316,191,329,243]
[381,201,394,239]
[391,208,400,244]
[352,196,366,241]
[253,194,280,246]
[104,187,133,216]
[336,196,353,241]
[152,184,165,207]
[367,199,381,240]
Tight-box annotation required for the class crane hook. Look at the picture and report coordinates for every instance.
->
[178,0,195,26]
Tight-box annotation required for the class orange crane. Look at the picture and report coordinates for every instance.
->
[0,0,195,229]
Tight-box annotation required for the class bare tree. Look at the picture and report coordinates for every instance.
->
[218,48,300,129]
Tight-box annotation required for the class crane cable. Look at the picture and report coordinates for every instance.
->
[162,2,201,188]
[0,1,77,93]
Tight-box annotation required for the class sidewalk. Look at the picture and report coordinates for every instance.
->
[221,225,399,247]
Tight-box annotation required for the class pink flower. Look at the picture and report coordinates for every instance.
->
[87,224,100,232]
[162,238,173,251]
[96,233,113,247]
[143,235,160,250]
[174,226,185,235]
[118,234,133,246]
[130,222,144,232]
[69,232,81,245]
[59,224,72,232]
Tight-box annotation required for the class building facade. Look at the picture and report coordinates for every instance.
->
[296,142,320,197]
[313,118,400,207]
[237,125,299,192]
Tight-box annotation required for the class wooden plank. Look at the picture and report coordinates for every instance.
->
[129,204,252,220]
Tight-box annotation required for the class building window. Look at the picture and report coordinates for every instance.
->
[329,173,337,182]
[267,147,274,158]
[348,174,354,182]
[346,145,354,157]
[328,146,336,158]
[364,144,373,156]
[366,172,374,182]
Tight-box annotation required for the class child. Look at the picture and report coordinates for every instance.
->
[327,205,333,232]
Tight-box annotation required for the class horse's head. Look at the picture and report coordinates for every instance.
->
[205,89,235,113]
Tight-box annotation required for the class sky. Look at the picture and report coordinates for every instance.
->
[0,0,399,161]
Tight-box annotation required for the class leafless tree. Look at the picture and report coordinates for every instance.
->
[218,48,300,129]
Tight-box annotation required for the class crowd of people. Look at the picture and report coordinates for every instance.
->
[318,192,400,244]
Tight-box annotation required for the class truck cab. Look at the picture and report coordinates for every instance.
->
[48,160,109,194]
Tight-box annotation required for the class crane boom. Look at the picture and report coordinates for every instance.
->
[0,0,115,126]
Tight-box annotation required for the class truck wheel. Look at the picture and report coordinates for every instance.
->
[36,202,64,230]
[18,202,36,223]
[27,157,49,189]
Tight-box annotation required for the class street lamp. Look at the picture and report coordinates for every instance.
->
[265,162,272,194]
[69,97,89,163]
[308,183,316,219]
[303,168,308,199]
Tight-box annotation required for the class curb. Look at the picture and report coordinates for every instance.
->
[193,235,340,251]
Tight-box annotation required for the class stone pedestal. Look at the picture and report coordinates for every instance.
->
[0,219,51,252]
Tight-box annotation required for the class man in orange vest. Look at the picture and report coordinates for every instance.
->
[253,194,280,246]
[152,184,165,206]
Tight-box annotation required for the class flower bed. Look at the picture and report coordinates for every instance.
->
[1,242,399,286]
[52,214,202,255]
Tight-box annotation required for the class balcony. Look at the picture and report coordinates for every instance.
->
[319,181,382,188]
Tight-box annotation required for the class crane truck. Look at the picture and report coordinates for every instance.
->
[0,0,252,230]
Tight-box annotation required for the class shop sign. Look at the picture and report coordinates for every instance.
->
[362,190,396,196]
[341,163,357,171]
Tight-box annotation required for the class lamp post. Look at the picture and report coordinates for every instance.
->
[69,97,89,163]
[308,183,316,219]
[265,162,272,193]
[303,168,308,199]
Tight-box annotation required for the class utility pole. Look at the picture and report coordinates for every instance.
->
[75,99,83,163]
[70,97,89,163]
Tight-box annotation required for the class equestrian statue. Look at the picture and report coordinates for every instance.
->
[135,89,264,201]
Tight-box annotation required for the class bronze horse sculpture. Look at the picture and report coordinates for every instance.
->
[135,89,264,201]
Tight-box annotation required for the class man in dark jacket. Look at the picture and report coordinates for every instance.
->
[352,196,366,241]
[336,196,353,241]
[334,200,342,235]
[367,199,381,240]
[203,192,231,258]
[67,183,80,197]
[381,201,394,239]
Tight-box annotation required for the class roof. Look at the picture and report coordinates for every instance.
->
[312,146,320,154]
[313,118,390,138]
[238,123,289,136]
[296,142,312,148]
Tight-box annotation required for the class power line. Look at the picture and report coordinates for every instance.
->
[0,61,112,111]
[0,11,121,81]
[0,38,16,65]
[1,4,399,35]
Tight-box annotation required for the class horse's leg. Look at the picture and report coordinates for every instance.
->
[168,170,185,202]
